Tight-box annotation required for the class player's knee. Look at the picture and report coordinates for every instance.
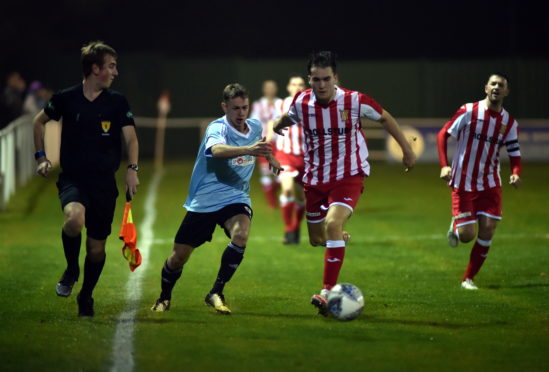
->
[170,244,194,267]
[86,244,106,261]
[169,252,187,268]
[309,236,325,247]
[281,188,294,199]
[231,230,249,247]
[325,219,344,239]
[64,215,84,235]
[459,229,475,243]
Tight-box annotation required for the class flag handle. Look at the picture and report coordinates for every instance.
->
[126,190,132,202]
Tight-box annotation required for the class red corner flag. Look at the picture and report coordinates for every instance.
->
[119,192,141,271]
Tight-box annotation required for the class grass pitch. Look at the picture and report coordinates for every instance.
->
[0,161,547,371]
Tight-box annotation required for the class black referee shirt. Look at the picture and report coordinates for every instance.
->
[44,84,135,176]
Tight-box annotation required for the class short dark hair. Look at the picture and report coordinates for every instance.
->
[487,72,510,85]
[223,83,248,102]
[307,51,337,74]
[288,73,305,82]
[81,41,117,77]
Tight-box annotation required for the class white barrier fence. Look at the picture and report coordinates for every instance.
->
[1,115,546,210]
[0,115,35,210]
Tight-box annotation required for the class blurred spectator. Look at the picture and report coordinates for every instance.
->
[1,71,27,126]
[250,80,283,208]
[23,81,53,116]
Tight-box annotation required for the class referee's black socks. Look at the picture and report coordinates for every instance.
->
[79,255,106,299]
[160,260,183,301]
[62,230,81,279]
[210,242,245,295]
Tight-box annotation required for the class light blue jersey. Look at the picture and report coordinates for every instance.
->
[184,116,263,212]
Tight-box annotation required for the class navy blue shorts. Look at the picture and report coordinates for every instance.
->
[57,173,118,240]
[174,203,253,247]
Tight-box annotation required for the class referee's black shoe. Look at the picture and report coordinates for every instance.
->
[55,270,78,297]
[77,293,94,318]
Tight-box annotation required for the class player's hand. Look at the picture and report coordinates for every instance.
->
[403,149,416,172]
[273,126,288,136]
[440,166,452,181]
[248,137,272,157]
[272,118,288,136]
[36,159,52,177]
[268,157,284,176]
[509,174,521,189]
[126,169,140,200]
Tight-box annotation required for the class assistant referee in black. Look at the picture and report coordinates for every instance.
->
[33,41,140,317]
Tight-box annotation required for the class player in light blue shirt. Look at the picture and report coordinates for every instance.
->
[184,114,261,212]
[151,83,282,314]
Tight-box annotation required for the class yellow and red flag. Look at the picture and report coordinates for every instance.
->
[119,198,141,271]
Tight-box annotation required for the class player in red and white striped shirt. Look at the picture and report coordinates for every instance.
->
[272,75,307,244]
[251,80,283,208]
[437,73,522,290]
[274,51,416,315]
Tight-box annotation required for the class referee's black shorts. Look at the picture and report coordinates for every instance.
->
[57,172,118,240]
[174,203,253,247]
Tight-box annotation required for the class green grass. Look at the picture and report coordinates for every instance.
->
[1,161,548,371]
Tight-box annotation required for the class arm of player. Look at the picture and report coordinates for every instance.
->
[211,137,272,158]
[33,110,53,177]
[272,114,295,136]
[378,110,416,171]
[122,125,140,199]
[265,153,284,176]
[266,120,276,143]
[437,121,453,181]
[509,156,522,189]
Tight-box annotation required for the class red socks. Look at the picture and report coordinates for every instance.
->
[280,197,305,232]
[261,176,278,208]
[323,240,346,290]
[280,195,295,232]
[463,238,491,281]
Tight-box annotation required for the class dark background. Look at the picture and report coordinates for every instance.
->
[2,0,548,118]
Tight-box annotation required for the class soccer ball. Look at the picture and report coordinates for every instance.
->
[327,283,365,321]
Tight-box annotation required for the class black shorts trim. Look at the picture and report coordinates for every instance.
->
[174,203,253,247]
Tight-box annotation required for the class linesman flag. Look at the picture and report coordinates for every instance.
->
[119,191,141,271]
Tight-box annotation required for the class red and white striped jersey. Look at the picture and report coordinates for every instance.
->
[287,86,383,186]
[443,100,521,191]
[276,96,305,156]
[250,97,283,137]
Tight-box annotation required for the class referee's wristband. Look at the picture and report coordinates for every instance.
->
[34,151,46,160]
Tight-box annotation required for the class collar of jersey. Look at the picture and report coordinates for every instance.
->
[480,99,505,118]
[311,86,342,108]
[222,116,252,138]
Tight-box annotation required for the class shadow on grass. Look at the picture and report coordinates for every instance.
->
[363,316,508,329]
[233,311,322,320]
[134,317,208,325]
[485,283,549,290]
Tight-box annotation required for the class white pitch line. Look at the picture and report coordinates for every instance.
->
[110,170,163,372]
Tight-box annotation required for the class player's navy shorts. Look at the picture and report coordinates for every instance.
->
[304,175,365,223]
[452,187,502,227]
[57,172,118,240]
[174,203,253,247]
